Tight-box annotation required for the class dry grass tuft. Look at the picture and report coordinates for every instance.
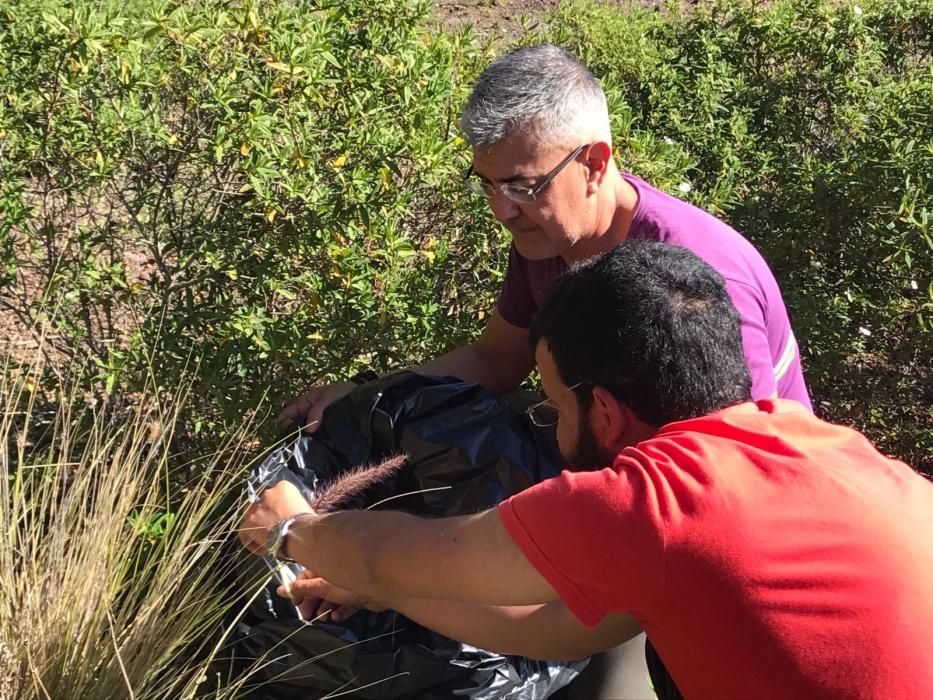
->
[0,351,267,699]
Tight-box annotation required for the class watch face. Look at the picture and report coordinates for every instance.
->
[266,516,298,563]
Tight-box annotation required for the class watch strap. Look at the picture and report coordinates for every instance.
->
[267,514,303,563]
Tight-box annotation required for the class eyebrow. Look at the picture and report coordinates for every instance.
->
[499,174,535,185]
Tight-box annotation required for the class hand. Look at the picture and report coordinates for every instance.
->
[239,480,314,557]
[277,570,387,622]
[278,381,356,434]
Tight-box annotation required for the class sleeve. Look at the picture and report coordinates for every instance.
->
[723,278,777,401]
[498,463,667,627]
[495,244,537,329]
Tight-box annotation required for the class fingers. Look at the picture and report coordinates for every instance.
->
[303,404,325,434]
[281,583,350,623]
[278,383,325,419]
[276,398,307,426]
[276,574,369,623]
[330,604,360,622]
[279,570,316,617]
[298,596,322,620]
[240,536,264,556]
[277,384,340,434]
[277,393,314,427]
[237,504,268,554]
[301,382,353,434]
[299,597,358,623]
[277,576,363,605]
[278,575,338,602]
[315,599,339,621]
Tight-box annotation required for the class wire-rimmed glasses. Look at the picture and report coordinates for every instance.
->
[525,381,589,428]
[464,143,590,203]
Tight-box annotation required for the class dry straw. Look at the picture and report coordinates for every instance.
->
[0,346,271,699]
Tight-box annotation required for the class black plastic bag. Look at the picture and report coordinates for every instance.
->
[231,372,586,699]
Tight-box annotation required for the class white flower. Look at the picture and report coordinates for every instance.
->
[678,181,692,194]
[664,137,674,145]
[858,326,871,337]
[853,5,863,15]
[910,280,918,290]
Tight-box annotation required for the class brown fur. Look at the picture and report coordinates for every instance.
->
[312,454,407,513]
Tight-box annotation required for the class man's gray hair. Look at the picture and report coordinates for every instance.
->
[460,45,611,151]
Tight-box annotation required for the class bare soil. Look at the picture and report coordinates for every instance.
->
[429,0,667,38]
[430,0,561,36]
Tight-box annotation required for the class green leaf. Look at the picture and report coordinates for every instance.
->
[320,51,341,69]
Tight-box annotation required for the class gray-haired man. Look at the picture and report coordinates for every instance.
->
[283,44,810,431]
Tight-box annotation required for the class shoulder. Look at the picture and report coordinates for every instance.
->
[625,173,759,253]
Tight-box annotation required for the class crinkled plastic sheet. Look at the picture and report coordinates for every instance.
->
[231,372,586,699]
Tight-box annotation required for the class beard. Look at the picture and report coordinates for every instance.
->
[563,418,611,471]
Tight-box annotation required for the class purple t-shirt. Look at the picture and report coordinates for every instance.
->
[496,173,811,410]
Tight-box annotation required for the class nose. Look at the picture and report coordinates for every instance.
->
[487,190,521,223]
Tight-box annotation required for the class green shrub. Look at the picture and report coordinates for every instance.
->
[1,0,929,469]
[0,0,496,437]
[534,0,932,470]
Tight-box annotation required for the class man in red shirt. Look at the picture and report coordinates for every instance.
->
[241,242,933,699]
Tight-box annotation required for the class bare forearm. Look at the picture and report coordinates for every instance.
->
[286,510,465,601]
[390,598,642,661]
[416,344,520,392]
[285,508,557,606]
[417,313,534,392]
[285,512,383,595]
[392,599,574,659]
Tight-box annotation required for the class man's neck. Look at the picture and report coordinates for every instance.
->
[562,168,639,265]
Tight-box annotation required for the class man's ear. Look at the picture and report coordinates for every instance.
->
[583,142,612,193]
[588,385,629,451]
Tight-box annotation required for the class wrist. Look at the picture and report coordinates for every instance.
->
[267,512,316,564]
[285,512,319,563]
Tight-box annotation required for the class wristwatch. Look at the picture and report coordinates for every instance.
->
[266,514,304,563]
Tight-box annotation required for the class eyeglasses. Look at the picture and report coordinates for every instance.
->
[464,143,590,203]
[525,381,590,428]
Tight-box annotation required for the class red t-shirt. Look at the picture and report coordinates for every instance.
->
[499,400,933,700]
